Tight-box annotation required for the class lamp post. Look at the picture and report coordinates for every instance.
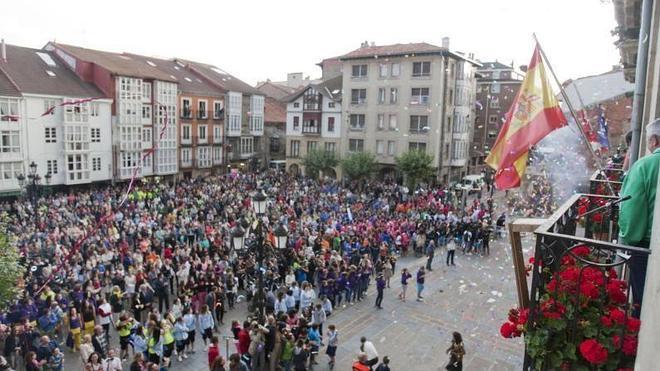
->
[17,161,51,207]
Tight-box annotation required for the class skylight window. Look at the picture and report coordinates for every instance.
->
[184,77,192,82]
[170,75,177,80]
[36,52,57,67]
[146,60,156,67]
[45,70,56,77]
[176,61,185,67]
[119,55,131,60]
[174,65,180,70]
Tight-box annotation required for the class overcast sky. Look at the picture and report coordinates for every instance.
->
[1,0,619,85]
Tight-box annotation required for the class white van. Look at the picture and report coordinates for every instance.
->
[454,174,485,194]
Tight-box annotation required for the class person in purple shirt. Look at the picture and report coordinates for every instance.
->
[416,267,426,302]
[335,273,347,307]
[375,274,386,309]
[398,268,413,302]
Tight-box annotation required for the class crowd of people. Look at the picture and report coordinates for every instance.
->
[0,171,493,370]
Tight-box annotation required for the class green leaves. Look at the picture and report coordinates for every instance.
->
[395,150,434,190]
[301,149,339,179]
[341,152,378,181]
[0,217,25,311]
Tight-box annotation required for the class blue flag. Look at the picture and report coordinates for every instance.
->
[597,111,609,152]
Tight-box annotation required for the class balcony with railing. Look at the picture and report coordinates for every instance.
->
[181,107,193,120]
[509,191,649,370]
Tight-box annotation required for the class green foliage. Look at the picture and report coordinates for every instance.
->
[395,150,434,190]
[0,216,25,311]
[301,149,339,179]
[341,152,378,181]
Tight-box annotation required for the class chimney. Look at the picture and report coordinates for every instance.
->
[1,39,6,63]
[441,37,450,49]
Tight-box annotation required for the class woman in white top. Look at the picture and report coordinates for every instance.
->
[284,269,296,287]
[125,269,136,297]
[79,334,95,366]
[299,282,316,310]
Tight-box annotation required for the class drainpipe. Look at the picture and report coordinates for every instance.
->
[438,57,449,183]
[628,0,654,166]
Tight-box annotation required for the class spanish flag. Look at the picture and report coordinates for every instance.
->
[485,45,567,189]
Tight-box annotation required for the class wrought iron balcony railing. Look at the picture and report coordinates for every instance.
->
[523,193,650,370]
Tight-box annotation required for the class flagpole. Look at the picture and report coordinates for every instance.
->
[532,34,616,196]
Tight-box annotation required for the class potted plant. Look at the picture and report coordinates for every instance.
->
[501,245,640,370]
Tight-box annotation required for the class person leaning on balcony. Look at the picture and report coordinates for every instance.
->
[618,118,660,318]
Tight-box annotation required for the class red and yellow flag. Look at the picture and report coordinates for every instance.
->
[485,45,567,189]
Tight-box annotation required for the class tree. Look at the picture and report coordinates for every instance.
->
[395,150,434,191]
[341,152,378,182]
[0,222,25,312]
[301,149,339,179]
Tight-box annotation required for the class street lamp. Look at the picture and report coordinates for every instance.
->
[273,223,289,250]
[232,225,246,251]
[18,161,50,207]
[252,189,268,216]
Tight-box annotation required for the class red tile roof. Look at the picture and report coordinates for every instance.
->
[47,42,177,82]
[339,42,445,60]
[264,97,286,124]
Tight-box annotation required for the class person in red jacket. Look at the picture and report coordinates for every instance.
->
[208,336,220,368]
[237,321,251,355]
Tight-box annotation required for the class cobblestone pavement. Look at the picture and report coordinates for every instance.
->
[59,234,527,371]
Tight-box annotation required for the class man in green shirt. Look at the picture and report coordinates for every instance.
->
[618,118,660,317]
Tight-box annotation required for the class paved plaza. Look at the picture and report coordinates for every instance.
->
[59,232,528,370]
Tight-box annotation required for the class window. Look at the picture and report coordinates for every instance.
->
[181,98,192,119]
[213,125,222,142]
[293,116,300,130]
[377,114,385,130]
[303,88,320,110]
[143,82,152,101]
[349,114,366,130]
[67,153,89,181]
[412,61,431,77]
[488,131,498,138]
[142,105,151,120]
[47,160,58,175]
[0,100,19,121]
[387,141,396,156]
[90,103,100,117]
[379,64,388,77]
[142,128,152,145]
[229,114,241,132]
[376,140,384,155]
[199,125,208,141]
[302,120,319,134]
[448,89,454,105]
[64,101,89,123]
[43,100,58,115]
[198,100,208,119]
[492,71,501,80]
[378,88,386,104]
[328,102,336,108]
[390,88,398,104]
[488,115,498,124]
[489,96,500,109]
[409,142,427,152]
[182,125,191,141]
[351,89,367,105]
[351,64,368,78]
[0,162,21,181]
[91,128,101,143]
[445,143,450,158]
[181,148,192,164]
[270,137,280,153]
[64,126,89,152]
[410,115,429,133]
[0,131,19,153]
[411,88,430,105]
[388,114,397,130]
[197,147,211,167]
[307,141,318,153]
[45,127,57,143]
[214,101,224,119]
[293,102,300,108]
[213,147,222,162]
[348,139,364,152]
[92,157,101,171]
[324,142,336,153]
[391,63,400,77]
[327,117,335,132]
[240,137,253,154]
[290,140,300,157]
